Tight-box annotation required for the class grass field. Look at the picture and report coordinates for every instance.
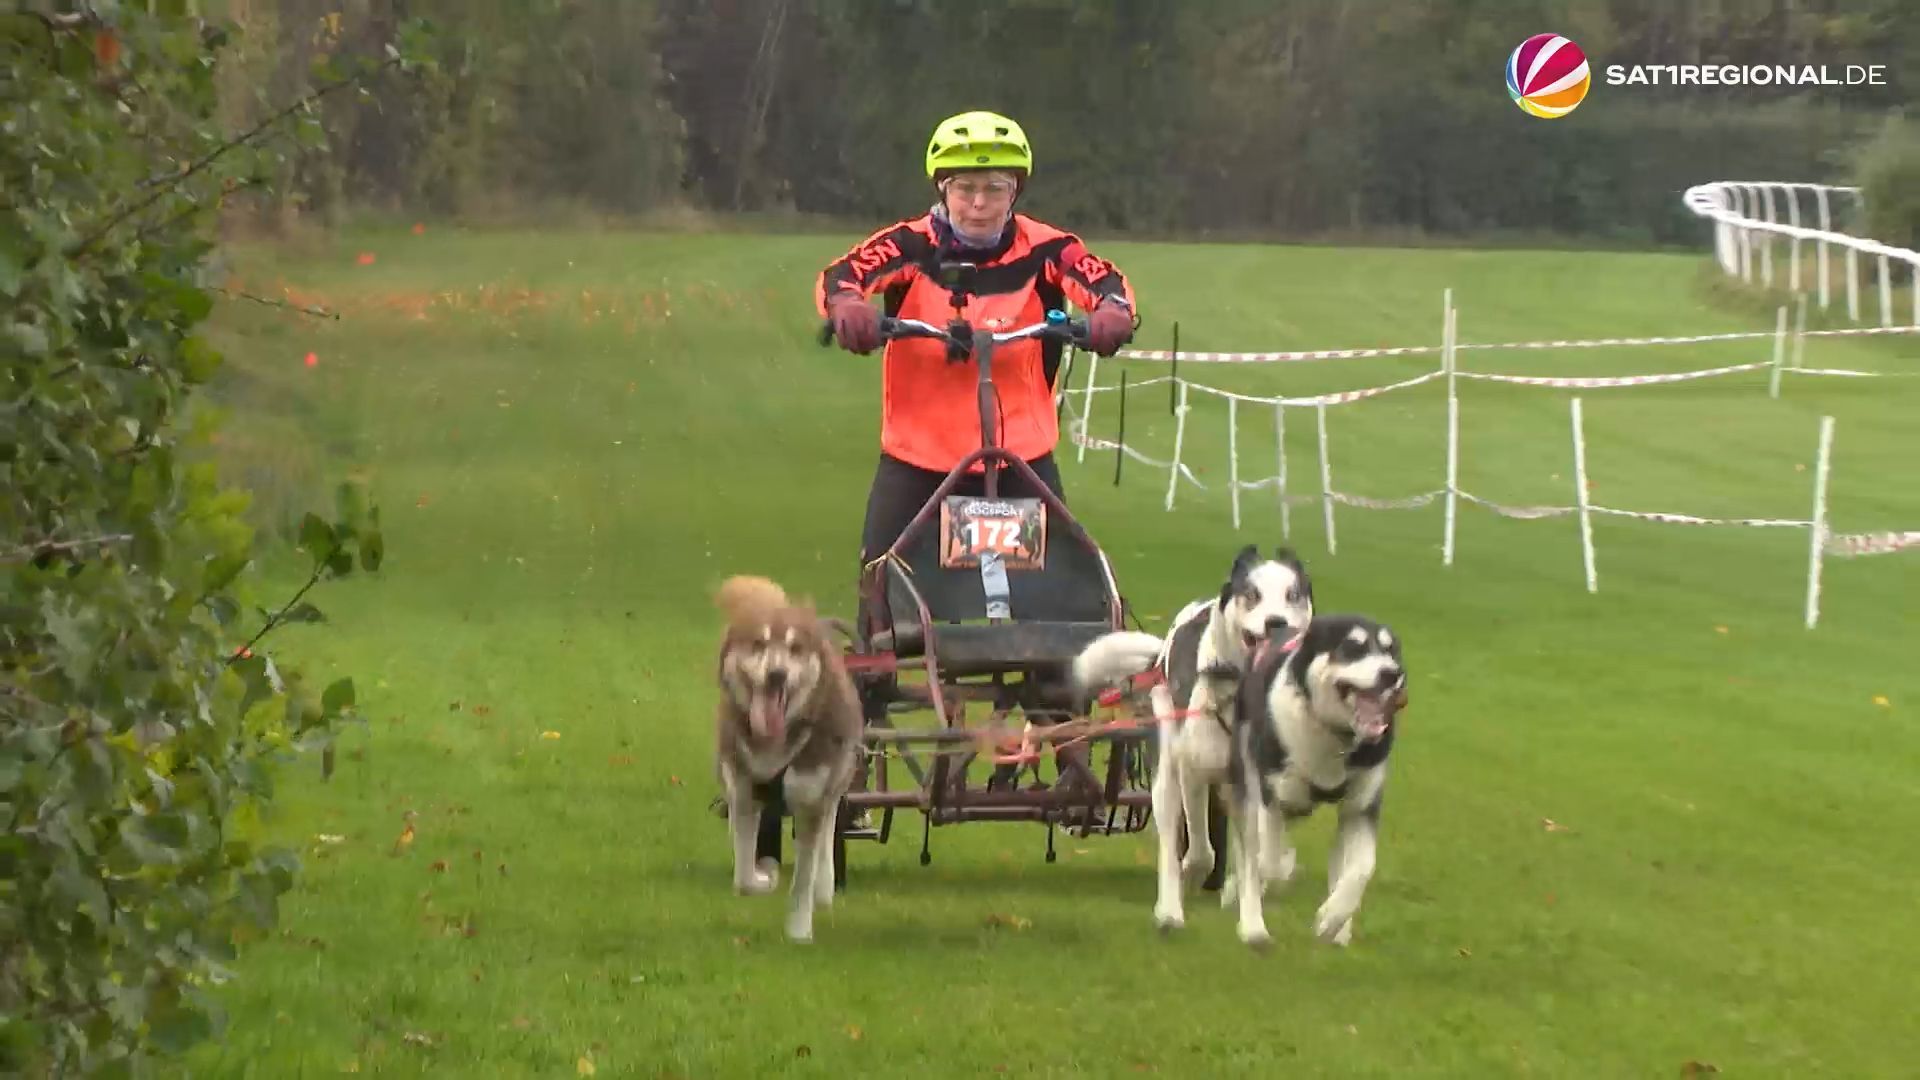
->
[177,224,1920,1078]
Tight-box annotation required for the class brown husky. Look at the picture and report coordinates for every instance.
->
[713,575,861,943]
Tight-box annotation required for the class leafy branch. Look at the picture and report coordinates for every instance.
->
[68,54,406,259]
[227,494,384,667]
[1,533,134,564]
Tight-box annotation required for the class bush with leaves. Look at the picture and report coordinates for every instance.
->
[1847,111,1920,252]
[2,10,415,1075]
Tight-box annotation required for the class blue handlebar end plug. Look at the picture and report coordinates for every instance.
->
[1045,309,1067,325]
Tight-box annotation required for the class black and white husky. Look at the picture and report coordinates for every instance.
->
[1227,614,1407,949]
[1070,545,1314,932]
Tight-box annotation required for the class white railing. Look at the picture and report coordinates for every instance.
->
[1681,180,1920,327]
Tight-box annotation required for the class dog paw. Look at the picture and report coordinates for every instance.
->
[1153,905,1185,933]
[735,859,780,896]
[1313,902,1354,946]
[1261,847,1297,886]
[1237,924,1273,951]
[1180,849,1215,884]
[785,914,814,944]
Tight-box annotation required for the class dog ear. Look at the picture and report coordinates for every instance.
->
[1219,544,1257,608]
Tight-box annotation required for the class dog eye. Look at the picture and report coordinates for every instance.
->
[1244,586,1262,605]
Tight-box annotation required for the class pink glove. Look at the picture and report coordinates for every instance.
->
[829,295,881,354]
[1087,302,1134,356]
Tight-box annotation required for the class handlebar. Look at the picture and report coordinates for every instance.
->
[816,310,1091,354]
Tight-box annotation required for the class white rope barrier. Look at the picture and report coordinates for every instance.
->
[1114,322,1920,366]
[1061,289,1912,627]
[1826,530,1920,558]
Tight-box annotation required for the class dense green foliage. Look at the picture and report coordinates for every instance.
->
[234,0,1919,243]
[1,10,399,1074]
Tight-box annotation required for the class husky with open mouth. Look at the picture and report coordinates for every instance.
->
[1227,614,1408,949]
[713,575,861,943]
[1068,545,1314,932]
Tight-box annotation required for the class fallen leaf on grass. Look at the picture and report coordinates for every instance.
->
[343,1060,360,1073]
[795,1045,812,1059]
[471,705,493,717]
[1542,818,1571,833]
[392,824,416,855]
[315,834,346,846]
[668,775,683,786]
[1714,625,1730,635]
[984,913,1032,931]
[577,1056,597,1076]
[1681,1063,1720,1077]
[402,1032,437,1049]
[541,731,562,740]
[1873,695,1891,707]
[1073,848,1091,856]
[846,1025,863,1041]
[1457,947,1472,958]
[609,755,634,767]
[430,860,448,873]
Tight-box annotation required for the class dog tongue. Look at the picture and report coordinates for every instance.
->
[1352,691,1390,740]
[752,688,786,740]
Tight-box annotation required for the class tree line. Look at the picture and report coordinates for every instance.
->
[221,0,1919,246]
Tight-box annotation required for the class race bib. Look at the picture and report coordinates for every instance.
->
[939,496,1046,571]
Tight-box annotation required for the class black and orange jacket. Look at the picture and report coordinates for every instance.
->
[814,212,1136,474]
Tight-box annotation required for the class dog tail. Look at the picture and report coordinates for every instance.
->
[715,574,788,626]
[1070,631,1165,696]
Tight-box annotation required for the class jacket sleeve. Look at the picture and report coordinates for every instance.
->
[814,220,928,317]
[1043,235,1137,315]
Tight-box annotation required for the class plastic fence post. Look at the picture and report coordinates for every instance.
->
[1571,397,1597,594]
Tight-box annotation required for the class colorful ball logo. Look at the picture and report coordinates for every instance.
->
[1506,34,1591,118]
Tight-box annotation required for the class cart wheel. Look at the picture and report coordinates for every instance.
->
[919,850,932,866]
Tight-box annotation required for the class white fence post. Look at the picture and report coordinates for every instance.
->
[1227,396,1241,530]
[1768,305,1788,399]
[1571,397,1597,594]
[1164,380,1189,511]
[1847,247,1860,321]
[1274,403,1290,540]
[1317,402,1336,555]
[1075,350,1099,464]
[1785,183,1802,291]
[1793,293,1808,370]
[1443,300,1460,567]
[1816,185,1833,308]
[1805,415,1835,630]
[1878,254,1893,328]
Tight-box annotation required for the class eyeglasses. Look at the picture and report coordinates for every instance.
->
[943,177,1017,202]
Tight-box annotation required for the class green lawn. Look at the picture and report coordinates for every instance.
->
[179,225,1920,1078]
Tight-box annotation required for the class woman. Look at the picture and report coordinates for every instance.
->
[815,109,1140,570]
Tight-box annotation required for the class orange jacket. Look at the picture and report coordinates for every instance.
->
[815,212,1136,474]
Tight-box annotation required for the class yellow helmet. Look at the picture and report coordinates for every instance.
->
[925,110,1033,178]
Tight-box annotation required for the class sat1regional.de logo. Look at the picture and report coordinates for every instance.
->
[1507,33,1591,118]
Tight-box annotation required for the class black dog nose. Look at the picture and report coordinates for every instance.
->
[1265,616,1292,636]
[764,668,788,690]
